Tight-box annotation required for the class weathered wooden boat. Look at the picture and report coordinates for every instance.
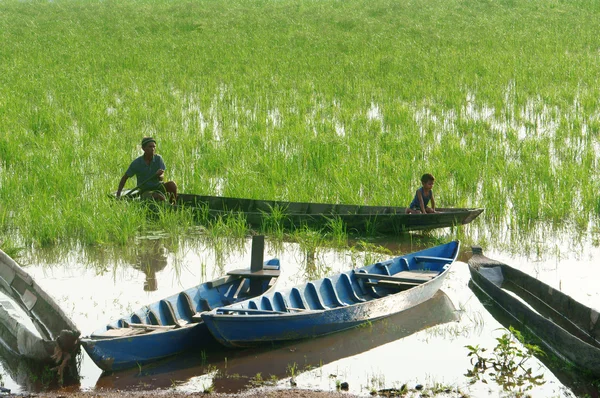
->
[178,194,483,234]
[0,249,81,383]
[118,190,483,234]
[81,236,281,372]
[201,240,459,347]
[468,246,600,377]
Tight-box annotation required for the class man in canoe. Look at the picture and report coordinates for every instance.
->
[116,137,178,203]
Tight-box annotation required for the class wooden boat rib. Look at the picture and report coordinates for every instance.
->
[468,246,600,377]
[201,241,460,347]
[80,253,281,372]
[176,194,483,233]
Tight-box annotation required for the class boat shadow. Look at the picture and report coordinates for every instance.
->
[468,280,600,397]
[94,289,458,393]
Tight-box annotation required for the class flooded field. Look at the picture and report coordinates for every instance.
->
[1,233,598,397]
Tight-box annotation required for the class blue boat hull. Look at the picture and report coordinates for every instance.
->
[82,322,216,371]
[81,259,280,371]
[202,241,459,347]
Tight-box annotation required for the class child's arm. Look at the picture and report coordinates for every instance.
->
[417,190,426,213]
[431,191,436,212]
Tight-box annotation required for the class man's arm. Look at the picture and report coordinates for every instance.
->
[116,174,129,198]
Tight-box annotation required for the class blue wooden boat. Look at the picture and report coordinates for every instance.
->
[201,241,460,347]
[81,256,281,372]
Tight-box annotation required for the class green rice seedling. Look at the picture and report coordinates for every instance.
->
[260,205,289,238]
[222,212,249,238]
[324,216,348,247]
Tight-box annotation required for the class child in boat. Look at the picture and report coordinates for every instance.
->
[406,173,436,214]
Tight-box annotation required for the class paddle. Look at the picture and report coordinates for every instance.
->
[120,173,160,199]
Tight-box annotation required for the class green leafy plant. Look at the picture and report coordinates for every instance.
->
[465,327,546,395]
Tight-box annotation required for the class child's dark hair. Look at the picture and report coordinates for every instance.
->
[421,173,435,184]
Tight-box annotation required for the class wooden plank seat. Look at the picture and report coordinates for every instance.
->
[91,328,150,339]
[414,256,454,264]
[354,270,438,285]
[92,322,179,339]
[226,268,281,279]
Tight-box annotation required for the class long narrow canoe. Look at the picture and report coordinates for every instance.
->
[81,258,281,372]
[175,194,483,234]
[468,246,600,377]
[118,190,483,234]
[201,241,460,347]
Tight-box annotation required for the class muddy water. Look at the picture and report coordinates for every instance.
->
[0,235,598,397]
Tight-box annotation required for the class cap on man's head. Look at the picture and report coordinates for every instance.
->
[141,137,156,147]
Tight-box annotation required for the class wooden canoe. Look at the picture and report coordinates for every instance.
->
[468,246,600,377]
[173,194,483,234]
[0,249,81,383]
[81,254,281,372]
[201,241,460,347]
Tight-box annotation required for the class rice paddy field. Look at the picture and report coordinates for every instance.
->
[1,0,600,396]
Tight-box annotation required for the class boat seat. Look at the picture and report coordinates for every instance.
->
[273,292,288,312]
[187,299,212,323]
[91,327,152,339]
[261,296,274,311]
[400,258,410,271]
[222,278,245,303]
[178,292,197,320]
[375,261,393,276]
[305,282,327,310]
[392,270,438,282]
[353,270,382,299]
[289,287,309,310]
[322,278,348,307]
[338,274,366,303]
[146,308,161,325]
[159,300,178,326]
[414,256,453,264]
[354,271,436,284]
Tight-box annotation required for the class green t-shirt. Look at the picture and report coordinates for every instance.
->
[125,155,166,190]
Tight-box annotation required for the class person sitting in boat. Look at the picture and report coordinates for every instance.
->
[116,137,178,203]
[406,173,436,214]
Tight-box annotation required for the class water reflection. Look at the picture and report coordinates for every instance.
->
[468,280,600,397]
[94,290,458,393]
[1,233,597,396]
[132,239,168,292]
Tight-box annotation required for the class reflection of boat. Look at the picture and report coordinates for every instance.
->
[0,249,80,382]
[201,241,459,347]
[95,290,458,393]
[81,244,281,372]
[468,246,600,377]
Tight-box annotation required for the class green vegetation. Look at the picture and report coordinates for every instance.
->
[1,0,599,251]
[465,327,546,395]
